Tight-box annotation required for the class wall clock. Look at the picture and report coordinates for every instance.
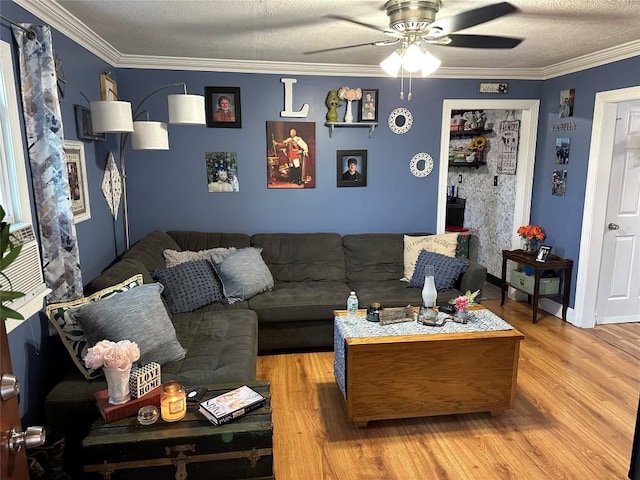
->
[388,107,413,134]
[410,152,434,177]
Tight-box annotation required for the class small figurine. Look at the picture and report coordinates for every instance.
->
[325,90,342,123]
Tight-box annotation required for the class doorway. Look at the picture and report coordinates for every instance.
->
[437,100,541,275]
[575,86,640,328]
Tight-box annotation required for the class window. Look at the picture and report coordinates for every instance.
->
[1,40,49,331]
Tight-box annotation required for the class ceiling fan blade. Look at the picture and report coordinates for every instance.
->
[441,34,522,49]
[324,14,402,38]
[304,41,389,55]
[430,2,519,36]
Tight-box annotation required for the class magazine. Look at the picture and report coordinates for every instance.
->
[199,385,265,425]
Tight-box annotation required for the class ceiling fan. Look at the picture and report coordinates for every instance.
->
[307,1,522,60]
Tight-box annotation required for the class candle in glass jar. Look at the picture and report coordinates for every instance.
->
[160,381,186,422]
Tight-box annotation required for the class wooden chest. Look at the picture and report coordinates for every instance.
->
[81,381,273,479]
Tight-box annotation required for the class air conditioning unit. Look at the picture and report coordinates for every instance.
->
[5,223,47,311]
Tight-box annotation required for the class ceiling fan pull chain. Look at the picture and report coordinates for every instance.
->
[408,72,413,101]
[400,68,404,100]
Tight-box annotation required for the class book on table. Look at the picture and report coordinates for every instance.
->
[198,385,266,426]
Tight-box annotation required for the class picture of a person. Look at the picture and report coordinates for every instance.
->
[208,168,233,192]
[213,95,235,122]
[342,157,362,181]
[273,128,308,185]
[362,92,375,120]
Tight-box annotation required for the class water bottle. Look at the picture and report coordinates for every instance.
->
[347,291,359,319]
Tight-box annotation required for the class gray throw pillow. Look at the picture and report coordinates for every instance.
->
[152,259,224,314]
[70,283,186,366]
[163,247,236,268]
[211,247,274,303]
[409,250,469,291]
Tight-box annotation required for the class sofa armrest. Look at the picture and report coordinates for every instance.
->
[457,260,487,295]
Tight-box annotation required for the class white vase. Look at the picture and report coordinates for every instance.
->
[344,100,353,123]
[103,365,132,405]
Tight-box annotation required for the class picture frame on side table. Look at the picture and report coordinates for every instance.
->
[74,104,106,141]
[63,140,91,223]
[99,73,118,101]
[358,89,378,122]
[536,245,552,263]
[205,86,242,128]
[337,150,367,187]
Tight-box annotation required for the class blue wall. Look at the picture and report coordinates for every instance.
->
[2,0,639,425]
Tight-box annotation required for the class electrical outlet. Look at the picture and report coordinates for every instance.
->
[494,176,498,186]
[458,174,463,183]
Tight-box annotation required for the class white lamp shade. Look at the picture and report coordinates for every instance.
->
[168,94,206,125]
[380,51,402,77]
[420,50,441,77]
[90,101,134,133]
[401,44,424,73]
[131,121,169,150]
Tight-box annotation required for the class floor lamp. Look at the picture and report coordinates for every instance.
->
[90,83,206,250]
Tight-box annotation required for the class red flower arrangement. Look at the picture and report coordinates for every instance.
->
[517,224,545,241]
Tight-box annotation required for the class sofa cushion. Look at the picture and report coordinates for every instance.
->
[70,283,186,366]
[152,260,224,314]
[168,231,251,251]
[343,233,405,283]
[402,233,459,281]
[123,231,182,273]
[211,247,274,303]
[45,274,144,380]
[409,250,469,291]
[251,233,346,282]
[163,247,236,268]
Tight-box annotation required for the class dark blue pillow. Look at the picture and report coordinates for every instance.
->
[409,250,469,291]
[152,259,224,314]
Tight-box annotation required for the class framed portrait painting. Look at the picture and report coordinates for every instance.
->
[205,86,242,128]
[358,89,378,122]
[337,150,367,187]
[99,73,118,101]
[63,140,91,223]
[74,104,106,141]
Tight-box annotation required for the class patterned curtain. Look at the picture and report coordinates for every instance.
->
[12,25,83,303]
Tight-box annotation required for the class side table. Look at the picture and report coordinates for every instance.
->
[501,249,573,323]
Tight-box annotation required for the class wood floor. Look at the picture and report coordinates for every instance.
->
[256,299,640,480]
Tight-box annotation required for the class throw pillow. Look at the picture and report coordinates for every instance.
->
[163,247,236,268]
[211,247,274,303]
[70,283,186,367]
[401,233,459,281]
[45,274,144,380]
[152,259,224,314]
[409,250,469,291]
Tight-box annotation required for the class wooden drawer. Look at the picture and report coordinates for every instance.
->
[82,381,273,479]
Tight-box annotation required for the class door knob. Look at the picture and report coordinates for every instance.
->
[608,222,620,230]
[1,373,20,400]
[7,425,46,453]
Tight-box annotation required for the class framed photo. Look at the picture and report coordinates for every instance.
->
[559,88,575,118]
[266,121,316,189]
[337,150,367,187]
[555,137,570,164]
[536,245,552,263]
[63,140,91,223]
[99,73,118,101]
[74,104,106,141]
[205,86,242,128]
[358,89,378,122]
[479,82,509,94]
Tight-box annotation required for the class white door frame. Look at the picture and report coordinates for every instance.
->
[438,100,540,245]
[574,85,640,328]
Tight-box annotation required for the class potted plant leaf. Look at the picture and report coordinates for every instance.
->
[1,205,25,320]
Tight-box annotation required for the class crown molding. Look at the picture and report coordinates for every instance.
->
[16,0,639,81]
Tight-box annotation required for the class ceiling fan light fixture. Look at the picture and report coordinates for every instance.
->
[380,50,403,77]
[401,43,424,72]
[420,50,441,77]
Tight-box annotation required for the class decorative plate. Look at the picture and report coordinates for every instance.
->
[388,108,413,134]
[409,152,434,177]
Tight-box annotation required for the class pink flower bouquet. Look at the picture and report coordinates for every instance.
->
[337,86,362,101]
[84,339,140,370]
[454,295,470,312]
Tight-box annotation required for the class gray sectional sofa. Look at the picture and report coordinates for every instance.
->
[45,230,486,467]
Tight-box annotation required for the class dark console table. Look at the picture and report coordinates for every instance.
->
[501,249,573,323]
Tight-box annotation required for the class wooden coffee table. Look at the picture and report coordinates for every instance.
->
[333,308,524,426]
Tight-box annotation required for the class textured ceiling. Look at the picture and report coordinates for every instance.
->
[19,0,640,77]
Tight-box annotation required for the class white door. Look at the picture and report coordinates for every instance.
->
[595,100,640,324]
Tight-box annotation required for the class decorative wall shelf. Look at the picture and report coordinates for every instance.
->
[325,122,378,138]
[449,129,493,139]
[449,161,487,169]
